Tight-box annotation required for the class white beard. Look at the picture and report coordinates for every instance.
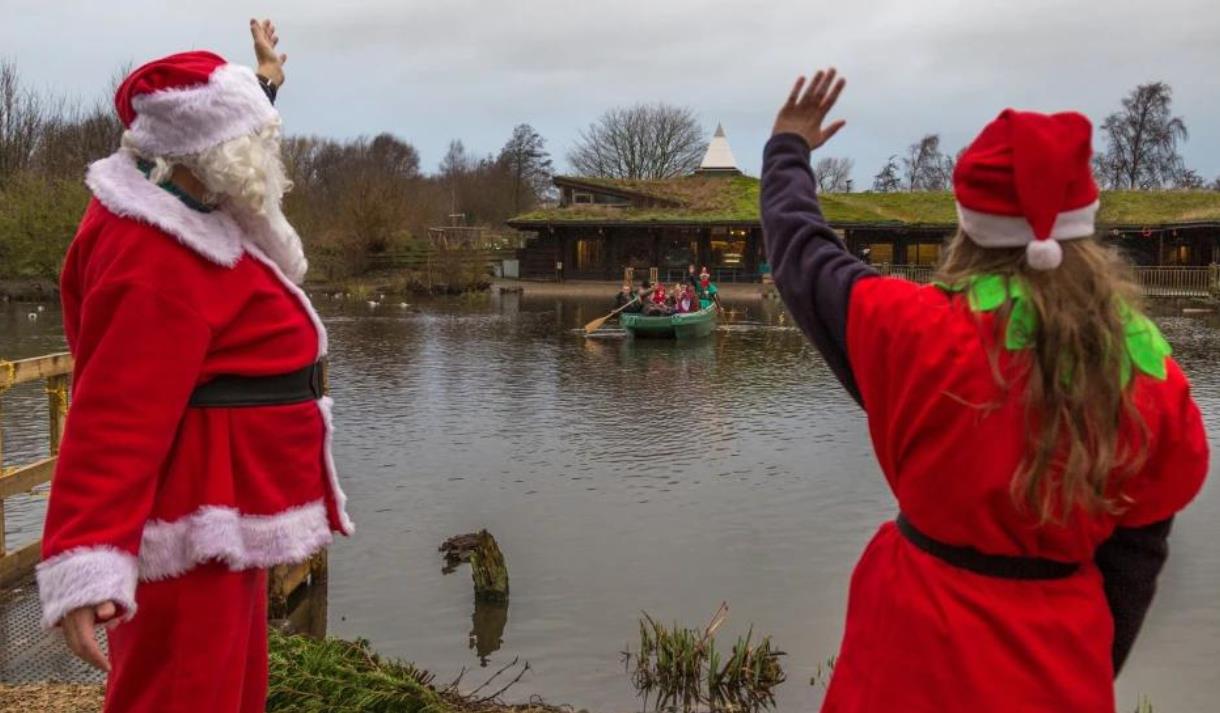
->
[189,122,309,284]
[228,194,309,285]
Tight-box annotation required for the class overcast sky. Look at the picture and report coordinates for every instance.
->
[4,0,1219,184]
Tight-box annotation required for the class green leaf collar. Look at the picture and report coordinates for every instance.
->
[935,274,1171,383]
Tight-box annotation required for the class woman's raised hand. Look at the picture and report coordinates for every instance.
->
[250,18,287,86]
[772,68,847,151]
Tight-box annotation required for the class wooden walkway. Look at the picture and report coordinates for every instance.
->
[0,575,103,684]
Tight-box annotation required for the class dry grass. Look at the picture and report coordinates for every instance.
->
[0,684,104,713]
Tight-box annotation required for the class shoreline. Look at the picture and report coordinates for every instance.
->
[0,279,58,302]
[488,278,778,301]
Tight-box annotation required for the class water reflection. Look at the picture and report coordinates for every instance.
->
[470,600,508,666]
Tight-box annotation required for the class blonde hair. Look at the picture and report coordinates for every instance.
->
[936,233,1149,522]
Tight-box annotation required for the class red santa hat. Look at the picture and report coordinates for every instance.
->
[953,109,1099,270]
[115,50,278,157]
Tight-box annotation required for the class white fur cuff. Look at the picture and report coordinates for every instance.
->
[138,500,334,581]
[37,546,139,629]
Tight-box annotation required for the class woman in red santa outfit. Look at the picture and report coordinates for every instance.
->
[762,69,1208,711]
[36,20,352,713]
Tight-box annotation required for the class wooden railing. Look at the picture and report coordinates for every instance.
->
[872,264,1220,298]
[366,248,519,271]
[0,352,326,618]
[1133,266,1220,298]
[0,352,73,586]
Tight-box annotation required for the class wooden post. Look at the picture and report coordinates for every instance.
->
[0,394,5,556]
[46,374,68,455]
[469,530,509,603]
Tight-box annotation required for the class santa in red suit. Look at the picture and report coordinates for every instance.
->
[36,21,352,713]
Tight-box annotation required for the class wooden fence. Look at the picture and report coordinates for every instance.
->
[0,353,72,586]
[873,264,1219,298]
[366,248,519,272]
[0,353,324,612]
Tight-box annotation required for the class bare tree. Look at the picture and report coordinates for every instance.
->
[0,60,46,179]
[872,155,901,192]
[902,134,953,190]
[1096,82,1188,189]
[814,156,854,193]
[1173,168,1206,190]
[568,103,706,179]
[497,123,553,213]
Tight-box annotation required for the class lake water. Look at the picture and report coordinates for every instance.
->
[2,292,1217,712]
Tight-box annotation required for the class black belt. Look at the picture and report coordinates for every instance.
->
[189,362,324,408]
[896,513,1079,581]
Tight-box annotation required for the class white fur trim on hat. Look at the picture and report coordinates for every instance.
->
[138,500,334,581]
[125,64,279,157]
[86,151,245,267]
[37,546,139,629]
[956,199,1099,248]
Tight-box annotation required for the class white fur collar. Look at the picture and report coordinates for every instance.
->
[85,151,244,267]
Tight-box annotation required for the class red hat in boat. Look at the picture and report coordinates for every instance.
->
[114,50,278,157]
[953,109,1099,270]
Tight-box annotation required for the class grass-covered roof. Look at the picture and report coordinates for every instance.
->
[509,174,1220,229]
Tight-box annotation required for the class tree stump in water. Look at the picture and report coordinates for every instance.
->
[440,529,509,603]
[469,530,509,603]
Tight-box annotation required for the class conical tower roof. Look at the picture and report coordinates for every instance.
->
[697,124,740,174]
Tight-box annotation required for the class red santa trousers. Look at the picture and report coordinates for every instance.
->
[104,562,267,713]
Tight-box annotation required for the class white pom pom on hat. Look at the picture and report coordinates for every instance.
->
[953,109,1101,271]
[1025,239,1063,271]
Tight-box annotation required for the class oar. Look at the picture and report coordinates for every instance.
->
[584,296,639,334]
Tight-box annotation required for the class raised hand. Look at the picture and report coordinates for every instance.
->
[250,18,287,86]
[772,68,847,151]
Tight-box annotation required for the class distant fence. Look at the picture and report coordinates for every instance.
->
[367,248,519,273]
[873,264,1219,298]
[1132,266,1220,298]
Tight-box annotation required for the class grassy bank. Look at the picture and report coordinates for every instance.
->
[0,632,577,713]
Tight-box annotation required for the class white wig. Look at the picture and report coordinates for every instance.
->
[120,119,308,283]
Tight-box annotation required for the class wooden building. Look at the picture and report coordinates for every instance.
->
[507,127,1220,282]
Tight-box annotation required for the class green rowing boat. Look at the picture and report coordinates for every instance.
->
[619,305,718,340]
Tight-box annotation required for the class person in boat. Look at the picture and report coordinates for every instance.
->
[762,68,1207,713]
[643,281,671,315]
[614,283,641,312]
[686,264,700,291]
[673,283,694,313]
[698,267,720,310]
[36,22,353,713]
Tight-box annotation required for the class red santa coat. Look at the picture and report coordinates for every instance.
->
[36,152,353,628]
[822,277,1208,713]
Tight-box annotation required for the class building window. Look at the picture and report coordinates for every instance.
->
[660,237,698,268]
[572,192,594,205]
[865,243,894,264]
[912,243,941,266]
[1164,244,1191,265]
[576,238,603,272]
[711,227,747,268]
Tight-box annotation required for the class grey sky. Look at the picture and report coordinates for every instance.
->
[4,0,1219,184]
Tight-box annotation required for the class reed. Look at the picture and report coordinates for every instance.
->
[623,603,785,712]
